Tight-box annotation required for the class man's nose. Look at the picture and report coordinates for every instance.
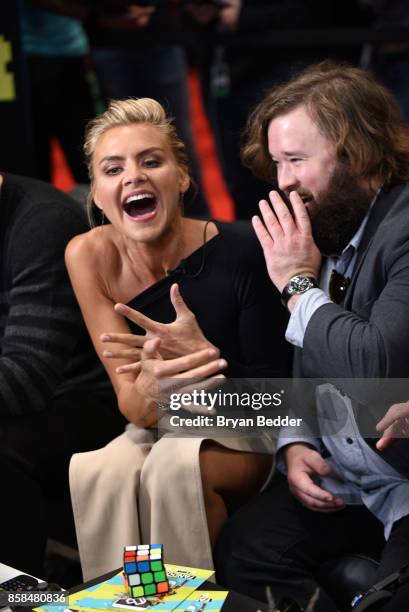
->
[277,163,297,193]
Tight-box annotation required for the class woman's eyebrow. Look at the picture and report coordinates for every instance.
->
[99,147,164,166]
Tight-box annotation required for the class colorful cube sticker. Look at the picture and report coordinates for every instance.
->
[123,544,169,598]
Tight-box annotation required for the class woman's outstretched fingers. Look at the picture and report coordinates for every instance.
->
[100,331,146,347]
[142,337,162,360]
[170,283,193,319]
[114,303,159,334]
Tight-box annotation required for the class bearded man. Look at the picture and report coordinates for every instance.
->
[214,62,409,611]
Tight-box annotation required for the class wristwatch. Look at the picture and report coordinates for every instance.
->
[281,275,318,308]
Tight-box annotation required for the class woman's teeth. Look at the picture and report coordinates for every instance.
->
[123,194,157,217]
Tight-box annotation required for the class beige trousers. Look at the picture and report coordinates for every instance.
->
[69,425,274,581]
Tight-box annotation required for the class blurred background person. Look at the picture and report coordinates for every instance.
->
[361,0,409,121]
[20,0,99,184]
[190,0,372,219]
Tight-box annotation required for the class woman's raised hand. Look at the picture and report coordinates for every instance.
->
[101,283,218,374]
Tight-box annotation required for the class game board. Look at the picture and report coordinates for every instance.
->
[34,565,214,612]
[174,590,228,611]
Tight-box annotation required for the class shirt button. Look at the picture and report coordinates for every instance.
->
[346,437,354,444]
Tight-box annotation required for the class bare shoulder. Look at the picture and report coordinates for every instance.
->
[65,226,120,274]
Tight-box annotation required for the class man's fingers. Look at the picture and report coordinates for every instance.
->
[100,332,146,347]
[288,469,342,503]
[269,190,296,234]
[290,472,335,503]
[294,488,346,512]
[252,213,273,254]
[376,402,409,453]
[259,197,284,240]
[114,303,160,333]
[376,434,395,451]
[289,191,312,234]
[376,417,409,451]
[306,454,332,477]
[376,401,409,432]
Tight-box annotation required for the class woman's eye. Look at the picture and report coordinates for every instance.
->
[143,158,161,168]
[105,166,122,176]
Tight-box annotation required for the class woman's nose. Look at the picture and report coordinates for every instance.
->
[123,164,147,185]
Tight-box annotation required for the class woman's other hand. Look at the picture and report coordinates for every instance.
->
[118,338,227,427]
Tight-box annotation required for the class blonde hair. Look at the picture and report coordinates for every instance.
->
[242,61,409,185]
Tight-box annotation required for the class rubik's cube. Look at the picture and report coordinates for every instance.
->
[123,544,169,598]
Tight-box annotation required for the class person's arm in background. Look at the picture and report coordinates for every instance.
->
[0,199,89,416]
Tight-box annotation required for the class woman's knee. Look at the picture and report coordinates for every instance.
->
[199,441,273,498]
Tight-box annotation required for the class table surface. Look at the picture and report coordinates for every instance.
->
[0,563,268,611]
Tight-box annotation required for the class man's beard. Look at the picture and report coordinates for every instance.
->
[308,165,374,257]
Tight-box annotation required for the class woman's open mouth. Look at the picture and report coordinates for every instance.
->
[122,192,158,222]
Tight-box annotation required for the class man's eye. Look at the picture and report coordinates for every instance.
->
[290,158,302,164]
[105,166,122,175]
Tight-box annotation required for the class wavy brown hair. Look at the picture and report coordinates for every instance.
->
[242,61,409,185]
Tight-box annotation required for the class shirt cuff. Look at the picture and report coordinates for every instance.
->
[285,288,332,348]
[276,437,322,475]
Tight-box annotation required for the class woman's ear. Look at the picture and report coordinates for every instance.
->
[179,171,190,194]
[91,185,103,210]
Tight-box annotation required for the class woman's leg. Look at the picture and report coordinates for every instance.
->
[199,440,273,546]
[140,436,273,570]
[70,431,152,580]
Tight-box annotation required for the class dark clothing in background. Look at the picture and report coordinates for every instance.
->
[26,55,95,183]
[0,174,125,576]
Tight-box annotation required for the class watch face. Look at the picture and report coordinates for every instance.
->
[288,276,314,294]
